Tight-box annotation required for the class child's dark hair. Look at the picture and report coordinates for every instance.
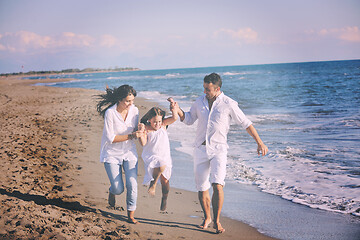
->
[97,84,136,118]
[140,107,166,125]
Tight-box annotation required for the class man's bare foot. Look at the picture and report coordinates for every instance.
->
[108,192,115,207]
[160,196,167,211]
[198,218,212,229]
[148,181,156,196]
[213,222,225,234]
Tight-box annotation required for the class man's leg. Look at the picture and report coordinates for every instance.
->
[198,190,212,228]
[194,146,212,228]
[212,183,225,233]
[195,161,212,229]
[209,153,227,233]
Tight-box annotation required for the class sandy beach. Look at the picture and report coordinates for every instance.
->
[0,76,276,240]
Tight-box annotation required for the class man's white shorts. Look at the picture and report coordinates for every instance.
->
[193,145,227,191]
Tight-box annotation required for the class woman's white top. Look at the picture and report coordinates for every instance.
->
[100,104,139,164]
[142,127,172,184]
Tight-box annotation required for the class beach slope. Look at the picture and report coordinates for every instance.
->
[0,76,275,239]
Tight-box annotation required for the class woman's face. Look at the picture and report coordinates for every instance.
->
[118,94,134,110]
[149,115,163,130]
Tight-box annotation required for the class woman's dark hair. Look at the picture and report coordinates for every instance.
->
[97,84,136,118]
[140,107,165,125]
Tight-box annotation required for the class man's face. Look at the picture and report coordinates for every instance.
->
[203,82,220,100]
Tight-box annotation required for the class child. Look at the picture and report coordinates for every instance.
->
[138,98,179,211]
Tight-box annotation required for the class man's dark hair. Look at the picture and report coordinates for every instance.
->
[204,73,222,88]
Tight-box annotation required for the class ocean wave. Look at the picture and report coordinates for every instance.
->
[137,91,169,104]
[247,114,296,125]
[225,147,360,217]
[223,72,245,76]
[153,73,181,79]
[107,76,121,80]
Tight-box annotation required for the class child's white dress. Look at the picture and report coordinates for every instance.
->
[142,127,172,185]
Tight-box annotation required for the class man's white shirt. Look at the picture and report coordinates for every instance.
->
[182,92,252,159]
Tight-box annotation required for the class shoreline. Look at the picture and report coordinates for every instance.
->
[0,76,275,239]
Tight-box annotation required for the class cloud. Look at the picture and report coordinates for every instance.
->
[317,26,360,42]
[99,34,118,48]
[57,32,94,47]
[213,28,259,44]
[0,31,94,52]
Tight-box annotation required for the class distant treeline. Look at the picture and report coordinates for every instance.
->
[0,67,141,77]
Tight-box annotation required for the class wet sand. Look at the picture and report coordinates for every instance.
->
[0,76,276,239]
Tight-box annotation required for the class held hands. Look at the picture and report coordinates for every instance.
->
[138,123,146,132]
[137,123,146,137]
[129,123,146,140]
[167,97,179,113]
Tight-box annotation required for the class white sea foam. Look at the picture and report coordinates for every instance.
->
[153,73,181,79]
[225,145,360,216]
[223,71,247,76]
[137,91,167,101]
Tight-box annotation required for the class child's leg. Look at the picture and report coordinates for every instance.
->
[148,165,166,196]
[160,174,170,211]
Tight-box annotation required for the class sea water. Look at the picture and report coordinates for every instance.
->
[32,60,360,239]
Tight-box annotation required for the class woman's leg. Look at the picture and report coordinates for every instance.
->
[148,165,166,196]
[160,174,170,211]
[104,163,124,207]
[123,161,138,223]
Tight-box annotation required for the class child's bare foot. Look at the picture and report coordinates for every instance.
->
[198,218,212,229]
[148,181,156,196]
[213,222,225,234]
[160,196,167,211]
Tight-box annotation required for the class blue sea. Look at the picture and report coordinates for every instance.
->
[32,60,360,240]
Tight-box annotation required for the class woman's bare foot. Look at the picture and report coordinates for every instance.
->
[160,196,167,211]
[108,192,115,207]
[198,218,212,229]
[127,217,138,224]
[148,181,156,196]
[127,211,138,224]
[213,222,225,234]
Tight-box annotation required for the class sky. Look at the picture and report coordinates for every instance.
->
[0,0,359,73]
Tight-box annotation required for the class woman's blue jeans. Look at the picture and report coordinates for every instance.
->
[104,161,138,211]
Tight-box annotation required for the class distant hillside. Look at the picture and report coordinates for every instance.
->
[0,67,141,77]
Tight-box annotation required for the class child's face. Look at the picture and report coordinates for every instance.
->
[149,115,163,130]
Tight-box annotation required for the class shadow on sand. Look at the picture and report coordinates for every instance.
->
[0,187,215,234]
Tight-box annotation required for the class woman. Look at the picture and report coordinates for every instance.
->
[97,84,142,224]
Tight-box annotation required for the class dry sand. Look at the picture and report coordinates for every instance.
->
[0,76,276,239]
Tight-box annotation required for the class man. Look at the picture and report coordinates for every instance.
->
[176,73,268,233]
